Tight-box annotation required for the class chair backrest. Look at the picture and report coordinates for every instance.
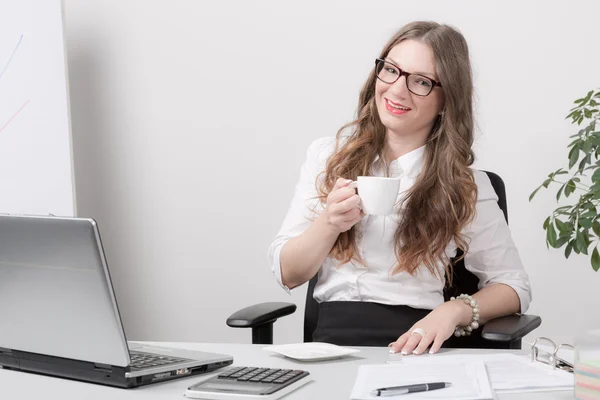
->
[303,170,508,347]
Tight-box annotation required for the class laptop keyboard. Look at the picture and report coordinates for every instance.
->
[129,351,190,370]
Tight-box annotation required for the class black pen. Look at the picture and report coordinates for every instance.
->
[370,382,452,397]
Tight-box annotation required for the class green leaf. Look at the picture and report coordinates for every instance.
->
[555,219,569,234]
[555,236,569,248]
[529,186,542,202]
[556,184,565,201]
[594,92,600,98]
[543,216,551,230]
[555,205,572,212]
[593,247,600,272]
[593,221,600,238]
[579,218,593,229]
[582,201,596,212]
[582,210,596,219]
[546,223,557,248]
[565,241,574,259]
[542,178,552,188]
[585,109,593,119]
[584,230,592,248]
[569,145,580,169]
[592,168,600,183]
[576,230,589,255]
[579,154,592,173]
[579,90,594,108]
[565,221,575,233]
[564,180,576,197]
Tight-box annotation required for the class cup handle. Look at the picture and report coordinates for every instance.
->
[347,181,363,211]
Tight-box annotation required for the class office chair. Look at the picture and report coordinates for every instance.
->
[227,171,541,349]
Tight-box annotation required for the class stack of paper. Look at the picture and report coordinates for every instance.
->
[350,361,494,400]
[390,353,574,393]
[576,360,600,398]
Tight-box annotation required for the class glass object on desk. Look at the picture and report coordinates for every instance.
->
[575,329,600,399]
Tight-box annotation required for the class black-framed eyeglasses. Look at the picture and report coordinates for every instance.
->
[375,58,442,97]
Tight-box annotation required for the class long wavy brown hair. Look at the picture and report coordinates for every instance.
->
[317,21,478,281]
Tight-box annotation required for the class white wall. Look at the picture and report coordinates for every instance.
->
[64,0,600,347]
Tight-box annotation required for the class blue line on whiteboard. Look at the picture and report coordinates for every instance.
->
[0,34,24,83]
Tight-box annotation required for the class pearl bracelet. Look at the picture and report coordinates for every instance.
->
[451,294,480,337]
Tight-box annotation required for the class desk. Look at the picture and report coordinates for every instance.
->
[0,342,573,400]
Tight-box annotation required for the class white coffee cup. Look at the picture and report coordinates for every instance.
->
[350,176,401,216]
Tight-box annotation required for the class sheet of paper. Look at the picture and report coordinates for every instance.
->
[350,361,494,400]
[388,353,573,393]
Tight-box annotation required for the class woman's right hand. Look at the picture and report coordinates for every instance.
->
[322,178,363,233]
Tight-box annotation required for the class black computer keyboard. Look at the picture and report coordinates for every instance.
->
[129,350,190,370]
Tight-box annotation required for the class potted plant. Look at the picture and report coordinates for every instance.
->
[529,89,600,271]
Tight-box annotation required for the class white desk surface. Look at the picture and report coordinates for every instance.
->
[0,342,574,400]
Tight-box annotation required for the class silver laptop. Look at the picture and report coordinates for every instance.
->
[0,214,233,388]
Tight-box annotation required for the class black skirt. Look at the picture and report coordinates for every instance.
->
[312,301,431,346]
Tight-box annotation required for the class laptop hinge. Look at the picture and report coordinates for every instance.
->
[0,347,13,355]
[93,363,113,372]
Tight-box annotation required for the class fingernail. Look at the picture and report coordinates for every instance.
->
[413,350,420,355]
[429,349,436,354]
[400,350,408,356]
[389,348,397,354]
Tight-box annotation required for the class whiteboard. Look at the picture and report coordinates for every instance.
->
[0,0,75,216]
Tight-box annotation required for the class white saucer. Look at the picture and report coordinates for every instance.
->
[263,342,360,361]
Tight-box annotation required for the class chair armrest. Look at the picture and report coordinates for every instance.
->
[481,314,541,342]
[226,302,297,328]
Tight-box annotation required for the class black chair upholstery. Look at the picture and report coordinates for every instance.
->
[227,170,541,349]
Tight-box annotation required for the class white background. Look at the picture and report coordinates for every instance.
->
[64,0,599,346]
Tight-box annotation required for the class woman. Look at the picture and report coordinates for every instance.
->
[268,21,531,355]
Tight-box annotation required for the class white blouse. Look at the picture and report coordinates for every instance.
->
[268,137,532,313]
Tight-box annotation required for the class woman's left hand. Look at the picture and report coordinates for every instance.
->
[389,300,471,355]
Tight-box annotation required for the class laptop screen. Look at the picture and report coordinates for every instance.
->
[0,215,131,366]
